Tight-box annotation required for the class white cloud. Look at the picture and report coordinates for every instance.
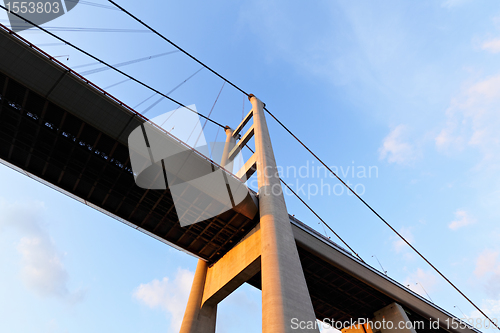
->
[403,268,439,300]
[482,299,500,317]
[470,299,500,321]
[481,38,500,53]
[473,250,500,298]
[379,125,419,165]
[133,268,194,332]
[448,209,476,230]
[393,226,415,253]
[18,237,68,298]
[0,199,84,303]
[436,74,500,169]
[474,250,499,278]
[0,198,46,235]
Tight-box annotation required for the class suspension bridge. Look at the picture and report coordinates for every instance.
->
[0,6,492,333]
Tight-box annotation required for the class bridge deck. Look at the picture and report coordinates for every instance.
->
[0,24,476,333]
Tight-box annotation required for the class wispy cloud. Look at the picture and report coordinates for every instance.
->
[0,199,85,303]
[379,125,419,165]
[481,38,500,53]
[448,209,476,230]
[473,249,500,298]
[474,250,499,278]
[436,74,500,169]
[471,299,500,319]
[133,268,194,332]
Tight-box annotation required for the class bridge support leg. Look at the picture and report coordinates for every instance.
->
[179,222,261,333]
[179,260,217,333]
[220,126,236,168]
[180,96,318,333]
[179,126,238,333]
[250,95,319,333]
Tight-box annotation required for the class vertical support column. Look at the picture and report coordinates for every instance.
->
[250,94,319,333]
[220,126,235,169]
[179,126,236,333]
[179,261,217,333]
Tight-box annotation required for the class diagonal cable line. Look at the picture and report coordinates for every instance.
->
[103,78,131,89]
[2,24,150,33]
[210,126,221,160]
[108,0,249,96]
[137,67,204,114]
[262,104,500,331]
[134,92,157,109]
[164,68,204,96]
[141,95,164,116]
[281,177,364,262]
[36,42,66,46]
[79,50,179,75]
[73,51,176,69]
[194,81,225,147]
[0,8,225,129]
[66,0,120,10]
[243,144,363,262]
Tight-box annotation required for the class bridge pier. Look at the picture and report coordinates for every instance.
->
[250,95,318,333]
[179,96,318,333]
[179,260,217,333]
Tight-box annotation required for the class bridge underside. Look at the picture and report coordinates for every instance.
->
[0,69,259,263]
[0,61,447,333]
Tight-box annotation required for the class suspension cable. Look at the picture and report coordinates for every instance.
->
[262,106,499,331]
[140,68,203,116]
[0,7,225,129]
[281,178,365,262]
[103,78,130,90]
[1,24,150,33]
[108,0,249,97]
[244,145,364,262]
[77,50,179,74]
[66,0,120,11]
[195,81,225,147]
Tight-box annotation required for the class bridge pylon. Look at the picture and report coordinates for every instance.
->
[179,95,319,333]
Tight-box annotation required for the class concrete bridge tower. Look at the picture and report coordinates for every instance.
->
[179,95,319,333]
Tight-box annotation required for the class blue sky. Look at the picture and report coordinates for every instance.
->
[2,0,500,332]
